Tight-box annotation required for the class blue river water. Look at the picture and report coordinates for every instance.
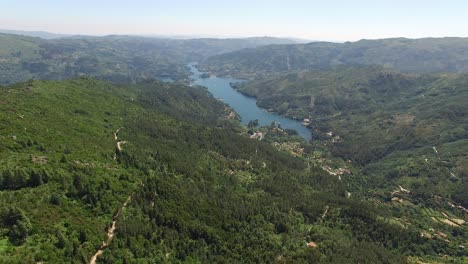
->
[189,63,311,141]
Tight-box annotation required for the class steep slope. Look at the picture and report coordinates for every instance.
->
[200,37,468,78]
[236,68,468,208]
[1,78,462,263]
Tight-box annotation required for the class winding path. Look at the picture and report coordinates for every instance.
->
[117,141,127,152]
[89,195,132,264]
[89,128,132,264]
[113,127,126,159]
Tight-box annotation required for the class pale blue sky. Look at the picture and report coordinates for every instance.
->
[1,0,467,41]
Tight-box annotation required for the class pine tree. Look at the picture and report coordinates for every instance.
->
[1,170,14,189]
[29,169,42,187]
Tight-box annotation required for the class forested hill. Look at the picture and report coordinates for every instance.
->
[199,37,468,78]
[1,77,463,263]
[235,67,468,208]
[0,33,295,85]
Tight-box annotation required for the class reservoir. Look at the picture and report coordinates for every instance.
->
[189,63,312,141]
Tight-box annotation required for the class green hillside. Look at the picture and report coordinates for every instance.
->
[236,67,468,208]
[1,78,464,263]
[199,37,468,78]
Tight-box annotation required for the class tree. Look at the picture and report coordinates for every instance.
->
[79,229,88,244]
[1,170,14,189]
[73,174,84,192]
[55,230,67,249]
[247,119,259,128]
[41,169,49,183]
[29,169,42,187]
[0,207,32,245]
[50,193,61,205]
[9,220,31,245]
[14,169,28,189]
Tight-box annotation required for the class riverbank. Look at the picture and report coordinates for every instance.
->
[188,63,312,141]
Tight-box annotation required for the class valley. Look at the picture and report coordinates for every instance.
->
[0,30,466,264]
[189,63,312,141]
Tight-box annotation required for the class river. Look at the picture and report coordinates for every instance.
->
[188,63,311,141]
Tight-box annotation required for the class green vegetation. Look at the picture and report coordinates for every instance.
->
[234,67,468,261]
[0,32,466,263]
[235,67,468,195]
[200,37,468,78]
[0,33,295,85]
[1,77,463,263]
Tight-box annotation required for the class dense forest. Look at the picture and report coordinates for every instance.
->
[235,67,468,198]
[199,37,468,78]
[232,67,468,260]
[0,77,464,263]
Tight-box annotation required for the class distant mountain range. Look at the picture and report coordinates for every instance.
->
[0,28,307,43]
[0,29,70,39]
[0,33,298,85]
[199,37,468,78]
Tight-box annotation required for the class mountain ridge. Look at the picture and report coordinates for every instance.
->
[199,37,468,78]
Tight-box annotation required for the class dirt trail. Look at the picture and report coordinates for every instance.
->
[89,128,132,264]
[431,146,460,180]
[321,205,329,219]
[114,127,123,141]
[113,127,126,159]
[89,195,132,264]
[117,141,127,151]
[433,146,441,160]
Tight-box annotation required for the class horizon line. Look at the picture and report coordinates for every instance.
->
[1,27,467,43]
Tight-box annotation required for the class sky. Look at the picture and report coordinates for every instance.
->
[1,0,467,41]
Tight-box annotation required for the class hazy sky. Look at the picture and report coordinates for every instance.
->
[1,0,467,41]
